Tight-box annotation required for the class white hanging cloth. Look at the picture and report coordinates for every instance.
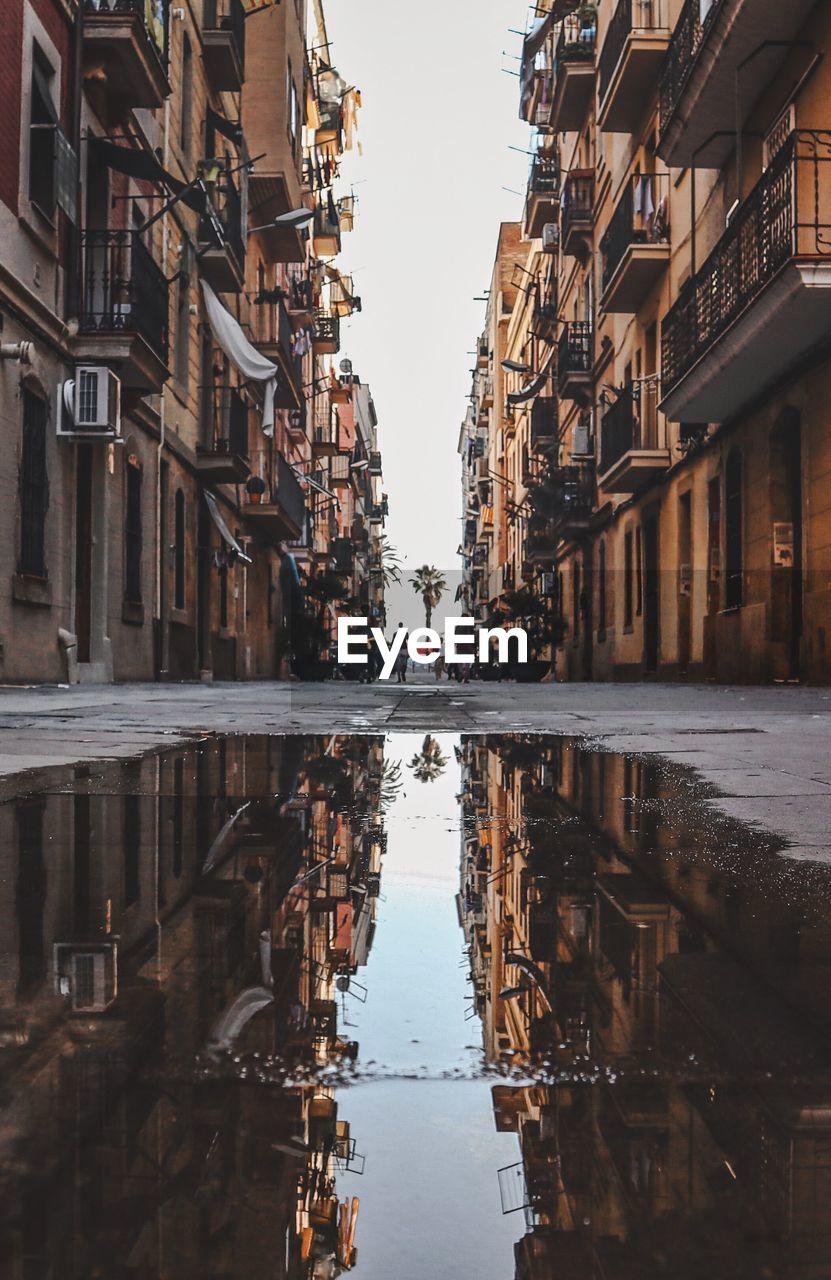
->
[200,279,278,437]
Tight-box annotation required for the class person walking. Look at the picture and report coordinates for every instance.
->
[394,623,409,683]
[434,636,446,682]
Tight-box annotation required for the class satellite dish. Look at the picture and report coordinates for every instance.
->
[339,358,353,374]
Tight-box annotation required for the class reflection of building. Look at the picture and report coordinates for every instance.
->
[464,0,831,684]
[0,733,385,1277]
[0,0,384,684]
[461,734,831,1278]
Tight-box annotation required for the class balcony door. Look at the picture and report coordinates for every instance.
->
[74,444,93,663]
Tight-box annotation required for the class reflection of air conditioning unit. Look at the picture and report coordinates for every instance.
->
[53,941,117,1013]
[571,423,593,458]
[542,223,559,252]
[58,366,121,439]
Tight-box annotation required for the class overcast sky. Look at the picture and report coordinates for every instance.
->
[325,0,532,587]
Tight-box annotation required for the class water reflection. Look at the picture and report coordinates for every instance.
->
[459,736,831,1279]
[1,732,830,1278]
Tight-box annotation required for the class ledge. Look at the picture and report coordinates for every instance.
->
[12,573,52,608]
[122,599,145,626]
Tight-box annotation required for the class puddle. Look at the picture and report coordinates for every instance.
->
[1,732,830,1277]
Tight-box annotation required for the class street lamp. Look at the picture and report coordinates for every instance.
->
[248,207,314,236]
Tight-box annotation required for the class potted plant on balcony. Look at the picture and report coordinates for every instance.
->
[246,475,266,505]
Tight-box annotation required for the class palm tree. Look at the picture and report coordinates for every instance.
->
[375,536,402,589]
[407,735,449,784]
[409,565,447,628]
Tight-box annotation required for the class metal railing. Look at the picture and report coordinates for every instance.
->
[550,465,595,532]
[555,13,597,67]
[598,0,665,102]
[78,230,168,362]
[562,171,594,243]
[200,162,244,267]
[530,397,558,448]
[330,537,354,573]
[83,0,170,65]
[658,0,724,137]
[202,384,248,457]
[661,131,831,397]
[273,452,306,530]
[600,384,660,474]
[313,311,340,349]
[202,0,246,70]
[557,322,593,383]
[313,405,339,449]
[600,171,670,293]
[529,153,560,198]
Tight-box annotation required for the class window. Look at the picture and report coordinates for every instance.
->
[125,455,143,604]
[623,529,633,628]
[220,562,229,629]
[29,52,57,218]
[172,757,184,878]
[174,489,186,609]
[598,540,607,637]
[19,387,49,577]
[123,792,140,908]
[180,33,193,156]
[635,526,643,616]
[175,248,190,389]
[572,557,581,639]
[725,447,743,609]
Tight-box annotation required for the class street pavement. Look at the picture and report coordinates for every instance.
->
[0,674,830,859]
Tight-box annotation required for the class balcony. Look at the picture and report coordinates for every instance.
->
[329,454,351,488]
[312,204,342,258]
[561,171,594,257]
[313,311,340,355]
[549,15,596,134]
[550,465,595,540]
[258,297,303,410]
[557,322,593,402]
[600,172,670,313]
[530,397,558,452]
[244,452,306,540]
[330,537,354,574]
[82,0,170,109]
[524,530,554,567]
[524,154,560,240]
[597,0,670,133]
[75,230,168,391]
[196,385,250,485]
[661,132,831,424]
[198,163,245,293]
[658,0,816,168]
[599,384,668,492]
[202,0,245,94]
[312,405,340,456]
[369,450,382,476]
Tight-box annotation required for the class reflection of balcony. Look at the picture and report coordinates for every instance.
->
[600,173,670,313]
[202,0,245,93]
[198,163,245,293]
[557,322,593,402]
[197,385,250,484]
[524,154,560,239]
[313,311,340,355]
[562,171,594,257]
[244,453,306,539]
[75,230,169,391]
[530,397,558,451]
[658,0,816,168]
[661,132,831,424]
[597,0,670,133]
[599,384,668,492]
[549,17,596,133]
[82,0,170,108]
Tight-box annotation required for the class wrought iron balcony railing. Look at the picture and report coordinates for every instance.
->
[600,384,660,475]
[273,452,306,530]
[550,465,595,533]
[555,13,596,68]
[530,397,558,448]
[658,0,723,138]
[598,0,666,102]
[600,171,670,293]
[78,230,168,362]
[562,171,594,243]
[557,321,593,382]
[661,131,831,399]
[83,0,170,64]
[529,153,560,197]
[199,162,244,267]
[202,384,249,458]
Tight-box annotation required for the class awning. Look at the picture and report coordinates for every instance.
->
[506,347,556,406]
[201,280,279,436]
[202,800,251,875]
[293,466,340,503]
[204,490,253,564]
[87,136,206,214]
[208,986,275,1052]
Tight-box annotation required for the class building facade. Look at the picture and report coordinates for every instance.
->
[0,0,386,684]
[462,0,831,684]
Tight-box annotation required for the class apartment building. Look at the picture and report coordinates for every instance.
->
[463,0,831,684]
[0,0,385,684]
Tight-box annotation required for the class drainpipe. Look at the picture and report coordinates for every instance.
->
[156,90,172,677]
[67,2,84,319]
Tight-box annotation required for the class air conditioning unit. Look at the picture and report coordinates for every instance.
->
[571,423,593,458]
[542,223,560,252]
[58,366,121,439]
[53,941,117,1013]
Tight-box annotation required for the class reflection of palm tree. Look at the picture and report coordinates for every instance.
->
[380,757,403,809]
[407,734,449,784]
[409,565,447,628]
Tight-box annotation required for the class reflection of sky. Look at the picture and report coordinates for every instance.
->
[339,734,520,1279]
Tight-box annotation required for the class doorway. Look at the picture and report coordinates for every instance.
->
[770,413,803,680]
[74,445,93,663]
[643,512,660,674]
[678,491,692,673]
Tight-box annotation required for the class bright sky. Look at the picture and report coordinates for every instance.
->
[324,0,532,579]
